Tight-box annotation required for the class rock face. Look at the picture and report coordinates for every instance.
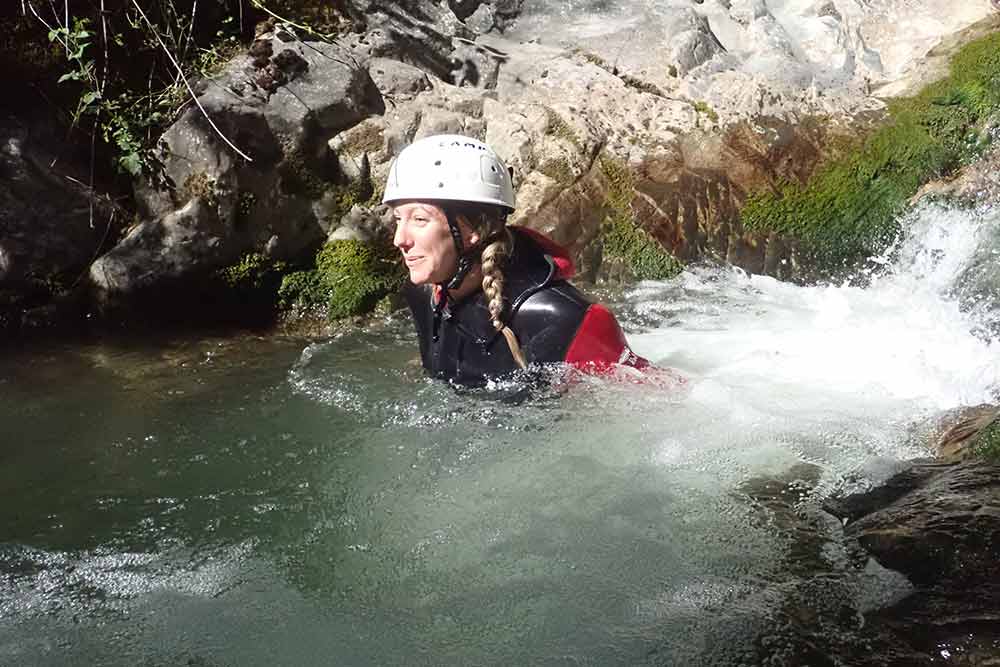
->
[64,0,1000,317]
[321,1,997,282]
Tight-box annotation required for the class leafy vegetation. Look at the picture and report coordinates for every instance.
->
[692,100,719,124]
[740,31,1000,268]
[7,1,351,180]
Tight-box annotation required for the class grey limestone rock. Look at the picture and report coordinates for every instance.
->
[368,57,432,98]
[98,35,384,298]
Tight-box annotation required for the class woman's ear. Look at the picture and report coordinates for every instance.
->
[457,214,480,246]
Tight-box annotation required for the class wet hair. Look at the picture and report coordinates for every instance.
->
[443,202,527,369]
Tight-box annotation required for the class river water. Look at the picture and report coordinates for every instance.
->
[2,201,998,666]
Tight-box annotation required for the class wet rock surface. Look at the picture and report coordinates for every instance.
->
[841,458,1000,588]
[822,413,1000,666]
[733,408,1000,666]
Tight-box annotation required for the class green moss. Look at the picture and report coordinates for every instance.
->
[619,73,664,97]
[256,0,352,38]
[277,269,328,310]
[741,30,1000,267]
[543,108,582,149]
[329,180,373,223]
[537,157,575,185]
[278,239,404,320]
[182,171,219,207]
[574,50,664,96]
[973,418,1000,461]
[599,154,684,281]
[279,148,327,199]
[577,50,610,68]
[693,100,719,124]
[341,122,385,155]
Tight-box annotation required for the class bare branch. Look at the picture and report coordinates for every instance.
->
[99,0,109,94]
[129,0,253,163]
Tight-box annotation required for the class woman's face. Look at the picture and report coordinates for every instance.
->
[392,202,478,285]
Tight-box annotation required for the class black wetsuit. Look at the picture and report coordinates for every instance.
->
[404,228,647,386]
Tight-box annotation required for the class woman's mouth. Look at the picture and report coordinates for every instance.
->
[404,256,423,266]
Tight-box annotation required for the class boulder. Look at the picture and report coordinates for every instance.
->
[367,57,432,99]
[94,34,384,299]
[339,0,473,82]
[843,458,1000,588]
[821,446,1000,666]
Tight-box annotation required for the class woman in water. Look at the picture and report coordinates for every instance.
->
[385,134,650,386]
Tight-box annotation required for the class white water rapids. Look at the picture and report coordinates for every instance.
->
[1,201,998,665]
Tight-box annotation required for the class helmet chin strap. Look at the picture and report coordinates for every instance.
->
[430,208,506,341]
[444,211,474,291]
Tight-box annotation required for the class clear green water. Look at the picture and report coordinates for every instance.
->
[0,324,806,666]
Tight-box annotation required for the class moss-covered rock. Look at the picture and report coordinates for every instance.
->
[974,418,1000,462]
[598,154,684,281]
[740,30,1000,267]
[278,239,404,320]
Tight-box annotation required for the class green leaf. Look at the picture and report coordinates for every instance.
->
[119,152,142,176]
[57,71,82,83]
[81,91,101,105]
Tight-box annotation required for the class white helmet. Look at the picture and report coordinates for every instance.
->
[382,134,515,211]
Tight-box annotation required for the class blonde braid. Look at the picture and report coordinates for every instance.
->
[480,228,527,369]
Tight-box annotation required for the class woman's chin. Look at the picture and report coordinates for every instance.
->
[407,268,434,285]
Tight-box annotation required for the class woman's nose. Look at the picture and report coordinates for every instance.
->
[393,221,411,250]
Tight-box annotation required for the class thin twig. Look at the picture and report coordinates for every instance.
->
[25,2,62,47]
[63,0,68,57]
[238,0,244,36]
[129,0,253,162]
[88,107,98,228]
[99,0,109,94]
[184,0,199,64]
[71,205,117,290]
